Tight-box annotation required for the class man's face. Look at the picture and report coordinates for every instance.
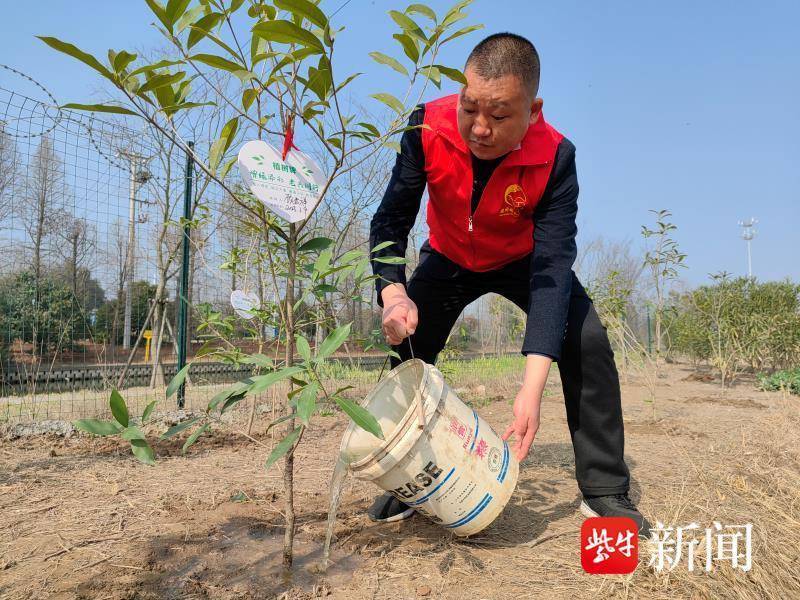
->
[457,65,544,160]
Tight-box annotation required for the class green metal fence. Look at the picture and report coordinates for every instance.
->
[0,84,530,426]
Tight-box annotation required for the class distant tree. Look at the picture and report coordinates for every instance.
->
[15,136,70,358]
[102,219,129,357]
[0,271,83,355]
[17,136,67,281]
[55,216,97,300]
[50,266,106,312]
[0,124,18,225]
[641,209,687,364]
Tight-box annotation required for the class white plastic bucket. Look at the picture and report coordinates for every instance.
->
[339,359,519,537]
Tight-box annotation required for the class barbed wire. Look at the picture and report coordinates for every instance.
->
[0,64,63,140]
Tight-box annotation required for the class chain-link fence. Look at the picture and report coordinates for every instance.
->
[0,83,528,426]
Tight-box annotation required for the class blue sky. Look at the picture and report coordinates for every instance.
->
[1,0,798,286]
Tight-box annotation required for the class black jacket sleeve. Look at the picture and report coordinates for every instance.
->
[520,138,579,361]
[368,106,427,307]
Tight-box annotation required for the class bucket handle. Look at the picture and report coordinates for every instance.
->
[408,340,426,430]
[376,337,427,430]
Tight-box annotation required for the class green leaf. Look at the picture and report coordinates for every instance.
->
[142,400,157,424]
[266,414,294,434]
[139,71,186,94]
[434,64,466,85]
[160,416,202,439]
[159,101,216,116]
[313,283,338,294]
[121,425,147,441]
[182,423,211,453]
[195,339,221,358]
[166,363,191,398]
[326,135,342,150]
[335,396,384,440]
[175,4,207,34]
[188,12,225,48]
[73,419,123,436]
[318,323,351,359]
[421,65,441,88]
[441,24,484,45]
[207,382,249,412]
[229,0,247,13]
[373,255,406,264]
[274,0,328,29]
[383,140,401,154]
[388,10,427,44]
[130,439,156,465]
[407,3,437,20]
[297,383,318,425]
[369,51,409,77]
[190,53,247,73]
[241,353,273,368]
[265,426,303,469]
[371,240,396,253]
[248,366,305,394]
[252,20,324,52]
[296,335,312,362]
[61,103,138,116]
[209,116,239,171]
[371,92,405,114]
[128,59,183,78]
[356,121,380,138]
[312,247,333,277]
[334,72,362,95]
[110,50,138,73]
[144,0,172,31]
[110,389,129,427]
[220,155,238,179]
[37,37,113,80]
[393,33,419,64]
[220,389,250,414]
[305,63,333,101]
[298,236,334,253]
[442,1,470,28]
[242,87,258,111]
[166,0,192,26]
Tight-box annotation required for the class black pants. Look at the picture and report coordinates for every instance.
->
[389,242,630,496]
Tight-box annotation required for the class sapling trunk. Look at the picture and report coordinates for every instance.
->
[283,223,297,568]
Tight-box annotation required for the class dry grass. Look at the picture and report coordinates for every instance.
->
[0,362,798,599]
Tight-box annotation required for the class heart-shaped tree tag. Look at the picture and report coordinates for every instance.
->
[237,140,325,223]
[230,289,261,320]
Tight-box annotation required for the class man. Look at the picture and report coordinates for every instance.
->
[368,33,651,537]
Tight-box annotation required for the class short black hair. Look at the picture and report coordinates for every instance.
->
[465,33,540,97]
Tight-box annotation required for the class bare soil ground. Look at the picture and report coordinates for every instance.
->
[1,362,798,599]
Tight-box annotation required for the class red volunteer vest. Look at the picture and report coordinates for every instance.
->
[421,94,564,272]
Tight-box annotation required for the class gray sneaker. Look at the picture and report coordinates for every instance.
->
[367,493,415,523]
[580,492,652,538]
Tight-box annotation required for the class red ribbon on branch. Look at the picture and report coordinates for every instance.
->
[282,112,298,160]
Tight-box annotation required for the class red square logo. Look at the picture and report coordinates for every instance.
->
[581,517,639,574]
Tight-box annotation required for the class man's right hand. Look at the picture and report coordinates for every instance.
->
[381,283,419,346]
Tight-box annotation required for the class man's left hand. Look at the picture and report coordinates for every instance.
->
[502,384,542,462]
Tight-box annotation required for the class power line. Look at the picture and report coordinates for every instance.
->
[330,0,353,19]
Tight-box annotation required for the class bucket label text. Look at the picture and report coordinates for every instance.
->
[391,461,444,499]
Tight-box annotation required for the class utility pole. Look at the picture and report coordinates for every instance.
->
[738,218,757,279]
[119,151,151,350]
